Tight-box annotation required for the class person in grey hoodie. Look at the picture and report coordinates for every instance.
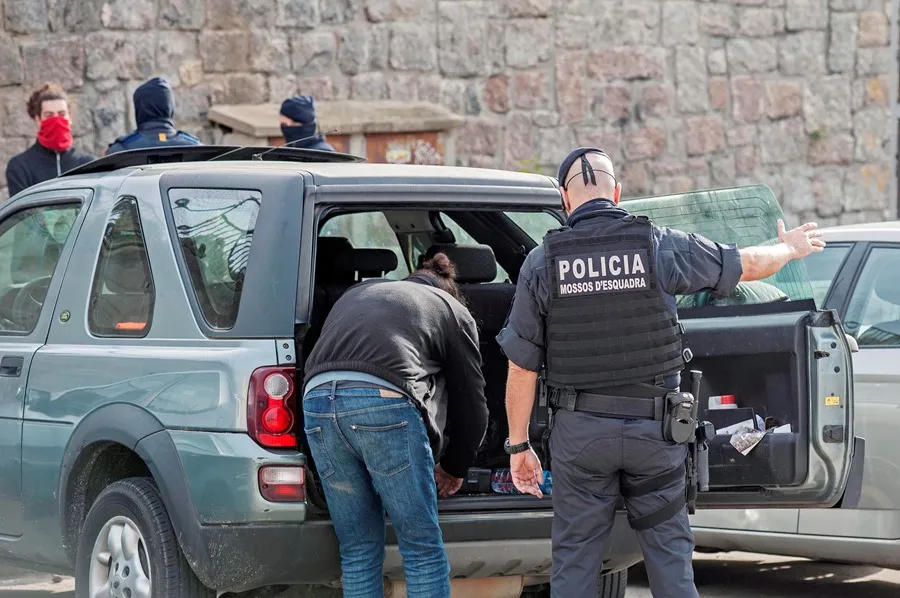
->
[106,77,201,155]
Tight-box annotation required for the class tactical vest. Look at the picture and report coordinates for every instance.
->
[544,213,684,390]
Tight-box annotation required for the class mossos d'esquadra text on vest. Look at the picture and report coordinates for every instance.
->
[555,249,650,296]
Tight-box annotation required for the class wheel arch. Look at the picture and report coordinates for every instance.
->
[59,403,162,564]
[58,402,211,586]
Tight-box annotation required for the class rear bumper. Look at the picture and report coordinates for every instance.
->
[143,430,641,592]
[196,510,642,592]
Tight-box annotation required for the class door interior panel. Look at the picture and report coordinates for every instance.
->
[682,305,854,507]
[682,326,809,489]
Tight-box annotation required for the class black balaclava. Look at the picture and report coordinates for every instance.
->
[133,77,176,129]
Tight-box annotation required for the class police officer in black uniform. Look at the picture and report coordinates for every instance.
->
[106,77,201,156]
[497,147,825,598]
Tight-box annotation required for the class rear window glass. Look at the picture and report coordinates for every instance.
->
[623,185,815,305]
[169,188,260,329]
[508,186,816,306]
[505,211,563,243]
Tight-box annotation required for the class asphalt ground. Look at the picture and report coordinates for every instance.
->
[1,551,899,597]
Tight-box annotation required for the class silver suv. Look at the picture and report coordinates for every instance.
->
[0,146,863,598]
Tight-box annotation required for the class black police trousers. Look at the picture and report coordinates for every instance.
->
[549,409,699,598]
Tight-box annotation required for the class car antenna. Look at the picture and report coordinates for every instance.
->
[206,145,246,162]
[251,130,339,161]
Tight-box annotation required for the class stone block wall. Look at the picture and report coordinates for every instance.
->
[0,0,894,223]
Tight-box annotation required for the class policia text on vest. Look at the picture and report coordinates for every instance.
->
[555,249,649,296]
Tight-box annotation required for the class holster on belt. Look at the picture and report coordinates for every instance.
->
[684,370,714,514]
[536,369,553,469]
[662,391,697,444]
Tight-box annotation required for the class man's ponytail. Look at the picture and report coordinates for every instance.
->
[420,252,457,281]
[411,252,467,306]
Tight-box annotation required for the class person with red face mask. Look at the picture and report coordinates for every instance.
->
[4,83,95,198]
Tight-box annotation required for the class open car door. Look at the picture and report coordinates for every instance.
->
[623,185,864,509]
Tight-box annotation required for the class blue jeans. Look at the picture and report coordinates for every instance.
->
[303,385,450,598]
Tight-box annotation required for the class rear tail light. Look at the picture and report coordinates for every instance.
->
[259,465,305,502]
[248,366,297,448]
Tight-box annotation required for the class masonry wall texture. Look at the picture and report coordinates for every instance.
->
[0,0,894,224]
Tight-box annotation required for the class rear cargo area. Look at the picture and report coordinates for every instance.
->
[298,234,549,509]
[298,227,822,509]
[300,299,810,511]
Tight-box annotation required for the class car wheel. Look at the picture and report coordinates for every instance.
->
[521,569,627,598]
[597,569,627,598]
[75,477,214,598]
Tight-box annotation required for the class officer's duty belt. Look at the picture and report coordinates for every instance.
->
[567,392,665,421]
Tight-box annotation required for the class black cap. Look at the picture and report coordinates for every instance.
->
[557,147,609,189]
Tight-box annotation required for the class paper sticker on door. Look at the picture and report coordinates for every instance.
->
[825,394,841,406]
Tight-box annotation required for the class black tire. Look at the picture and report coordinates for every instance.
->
[598,569,627,598]
[75,477,214,598]
[522,569,628,598]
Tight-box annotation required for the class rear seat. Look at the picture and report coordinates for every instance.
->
[304,238,399,357]
[424,243,516,466]
[334,248,399,282]
[305,237,354,355]
[314,236,355,307]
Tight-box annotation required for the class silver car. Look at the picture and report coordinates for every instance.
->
[692,220,900,568]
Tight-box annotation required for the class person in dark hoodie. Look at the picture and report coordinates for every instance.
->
[279,95,335,151]
[303,252,487,597]
[106,77,201,155]
[5,83,95,198]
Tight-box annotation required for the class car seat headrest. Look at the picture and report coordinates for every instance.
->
[423,243,498,283]
[316,236,355,283]
[104,243,150,293]
[335,248,399,279]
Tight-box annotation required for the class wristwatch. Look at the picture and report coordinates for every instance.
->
[504,438,532,455]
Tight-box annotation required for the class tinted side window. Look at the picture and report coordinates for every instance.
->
[89,198,154,337]
[505,210,563,243]
[804,243,851,307]
[169,189,261,329]
[0,203,80,334]
[844,246,900,347]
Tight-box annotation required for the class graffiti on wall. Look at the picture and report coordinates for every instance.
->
[268,131,445,164]
[367,132,444,165]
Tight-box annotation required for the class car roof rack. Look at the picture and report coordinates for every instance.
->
[61,145,366,178]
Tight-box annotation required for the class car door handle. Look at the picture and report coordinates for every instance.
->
[0,356,24,377]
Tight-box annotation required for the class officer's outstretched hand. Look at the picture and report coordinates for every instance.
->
[778,219,826,259]
[511,449,545,499]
